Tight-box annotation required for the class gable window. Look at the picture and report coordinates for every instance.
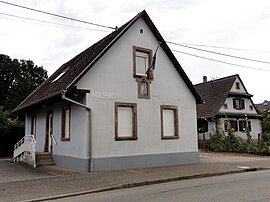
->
[61,106,71,141]
[224,120,238,132]
[160,105,179,139]
[233,98,245,110]
[31,115,36,138]
[239,120,251,132]
[236,82,240,90]
[115,102,137,140]
[249,105,253,110]
[133,46,152,77]
[223,103,228,109]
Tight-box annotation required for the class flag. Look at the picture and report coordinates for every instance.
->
[149,46,159,71]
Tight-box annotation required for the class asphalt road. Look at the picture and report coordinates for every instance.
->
[56,170,270,202]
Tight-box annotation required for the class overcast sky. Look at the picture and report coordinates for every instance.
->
[1,0,270,103]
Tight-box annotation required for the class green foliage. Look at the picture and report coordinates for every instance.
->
[0,54,48,111]
[205,120,258,154]
[0,107,24,156]
[0,54,47,156]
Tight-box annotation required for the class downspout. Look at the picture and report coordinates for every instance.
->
[61,91,93,172]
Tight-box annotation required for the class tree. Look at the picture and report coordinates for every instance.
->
[0,54,48,156]
[0,54,48,111]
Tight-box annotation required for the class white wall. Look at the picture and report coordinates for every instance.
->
[76,18,198,159]
[26,102,89,159]
[219,97,258,115]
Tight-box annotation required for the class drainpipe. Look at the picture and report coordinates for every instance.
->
[61,91,92,172]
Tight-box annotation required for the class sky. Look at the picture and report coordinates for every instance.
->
[0,0,270,103]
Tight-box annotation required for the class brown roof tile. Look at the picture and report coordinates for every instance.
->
[195,75,238,118]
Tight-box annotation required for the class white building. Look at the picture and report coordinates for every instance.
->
[14,10,203,172]
[195,75,262,142]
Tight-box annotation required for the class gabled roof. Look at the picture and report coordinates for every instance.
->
[14,10,202,112]
[256,100,270,110]
[195,75,238,118]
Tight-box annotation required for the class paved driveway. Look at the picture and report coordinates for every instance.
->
[0,159,53,183]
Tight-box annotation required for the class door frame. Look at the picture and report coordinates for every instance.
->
[44,110,53,153]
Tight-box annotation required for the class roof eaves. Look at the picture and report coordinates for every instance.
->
[13,90,63,113]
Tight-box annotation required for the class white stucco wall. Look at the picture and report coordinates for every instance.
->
[219,97,257,115]
[76,18,198,159]
[26,102,89,159]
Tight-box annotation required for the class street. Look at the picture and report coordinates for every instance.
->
[56,170,270,202]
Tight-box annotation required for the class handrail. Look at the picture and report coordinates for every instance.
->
[51,134,57,145]
[13,134,36,167]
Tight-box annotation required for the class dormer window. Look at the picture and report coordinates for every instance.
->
[133,46,152,77]
[236,82,240,90]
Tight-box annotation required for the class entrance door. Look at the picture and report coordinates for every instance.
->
[45,111,53,153]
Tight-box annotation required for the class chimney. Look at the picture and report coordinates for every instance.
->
[203,76,207,83]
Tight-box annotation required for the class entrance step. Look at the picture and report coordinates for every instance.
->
[36,152,55,166]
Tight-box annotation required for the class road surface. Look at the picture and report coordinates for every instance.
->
[56,170,270,202]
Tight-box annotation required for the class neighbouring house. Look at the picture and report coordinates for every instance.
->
[195,75,262,144]
[256,100,270,114]
[13,10,203,172]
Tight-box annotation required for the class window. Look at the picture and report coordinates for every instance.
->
[224,120,238,132]
[236,82,240,90]
[239,120,251,132]
[133,46,152,77]
[115,102,137,140]
[160,105,179,139]
[61,106,70,141]
[31,115,36,138]
[233,98,245,110]
[136,78,150,99]
[249,105,253,110]
[223,103,228,109]
[197,119,208,133]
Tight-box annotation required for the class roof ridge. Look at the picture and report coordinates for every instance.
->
[195,74,238,86]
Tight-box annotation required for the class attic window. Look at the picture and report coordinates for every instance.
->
[133,46,152,77]
[51,69,68,83]
[236,82,240,90]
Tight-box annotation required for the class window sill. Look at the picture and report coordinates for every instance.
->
[161,136,179,140]
[61,138,70,142]
[115,137,138,141]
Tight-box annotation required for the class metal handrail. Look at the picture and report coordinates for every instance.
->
[13,134,36,167]
[51,134,57,145]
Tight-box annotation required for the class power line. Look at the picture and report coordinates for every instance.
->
[0,0,115,30]
[171,49,270,73]
[167,41,270,65]
[0,12,110,32]
[175,42,270,53]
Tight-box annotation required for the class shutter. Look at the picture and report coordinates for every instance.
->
[118,107,133,137]
[163,109,175,136]
[233,99,236,109]
[241,99,245,109]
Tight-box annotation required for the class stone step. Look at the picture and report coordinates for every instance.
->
[36,153,55,166]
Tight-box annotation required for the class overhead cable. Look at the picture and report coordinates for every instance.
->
[171,49,270,72]
[0,12,110,32]
[0,0,115,29]
[167,41,270,65]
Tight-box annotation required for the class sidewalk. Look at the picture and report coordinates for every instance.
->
[1,152,270,202]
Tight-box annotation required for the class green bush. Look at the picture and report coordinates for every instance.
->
[205,130,258,154]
